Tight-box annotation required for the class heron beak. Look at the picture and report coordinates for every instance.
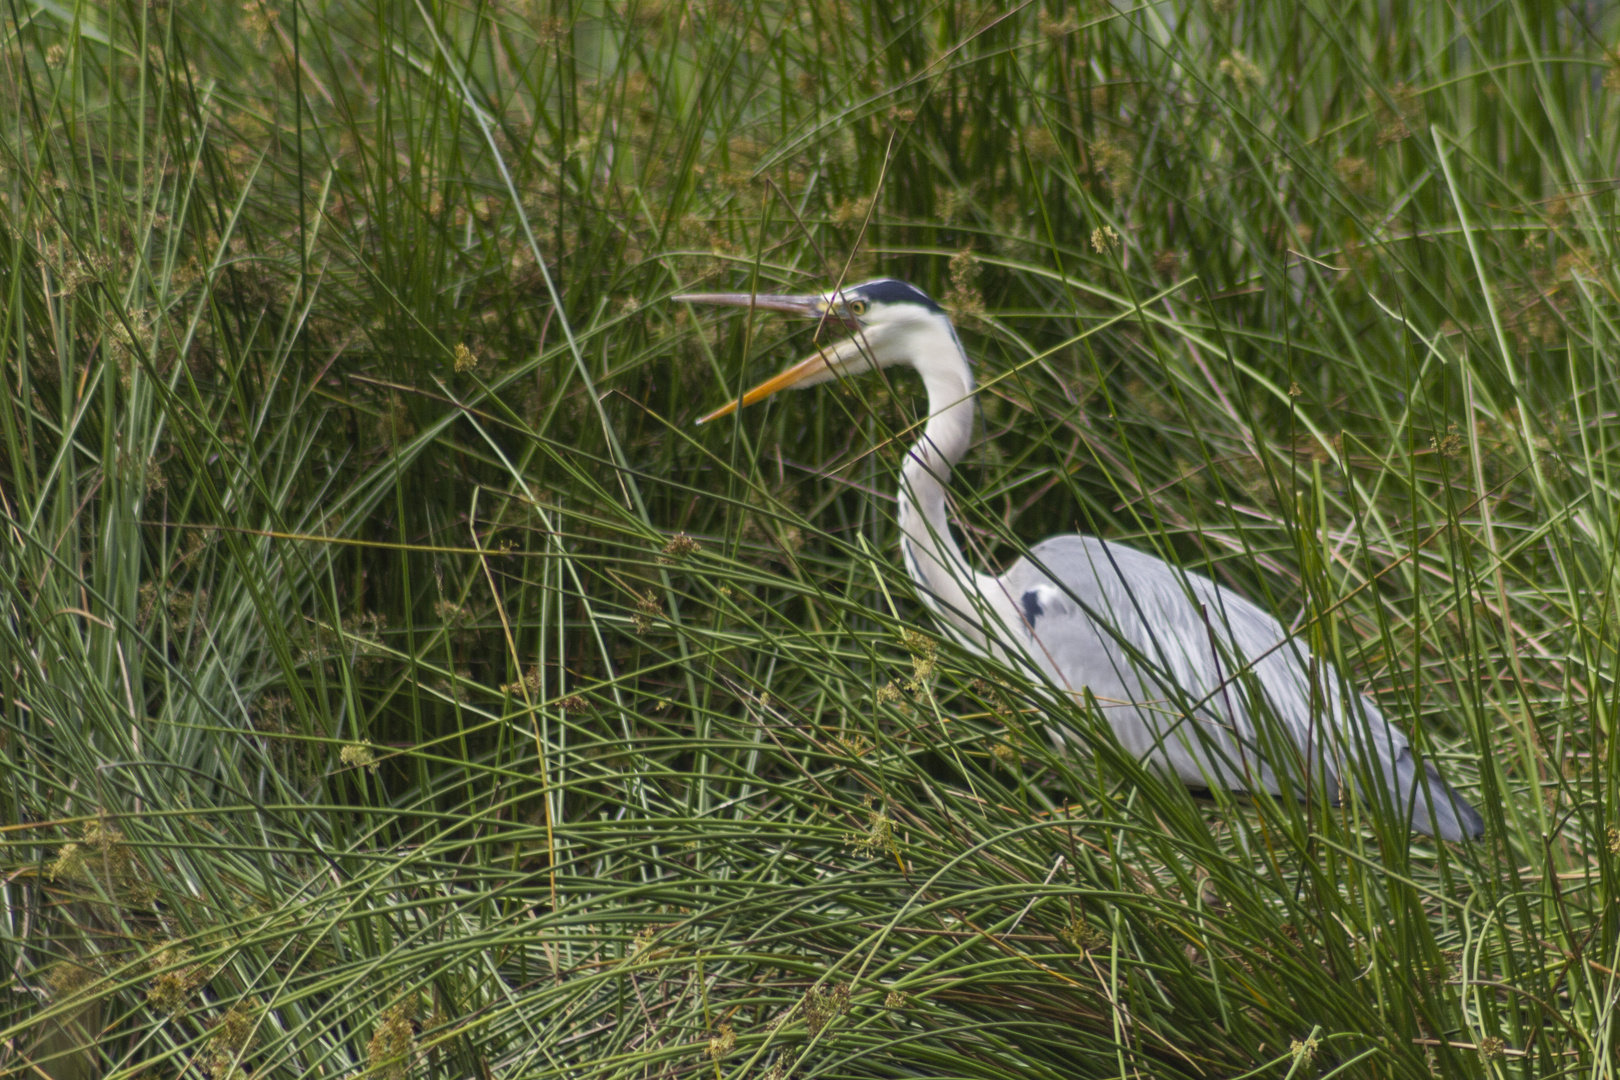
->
[692,346,839,424]
[674,291,858,425]
[673,292,828,319]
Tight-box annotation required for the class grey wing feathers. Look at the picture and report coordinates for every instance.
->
[1002,536,1482,841]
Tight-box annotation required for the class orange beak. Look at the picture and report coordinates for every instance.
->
[674,291,858,424]
[696,351,843,425]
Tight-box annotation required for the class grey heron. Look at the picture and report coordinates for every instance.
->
[678,278,1484,842]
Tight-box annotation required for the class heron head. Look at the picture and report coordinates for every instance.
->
[675,279,951,424]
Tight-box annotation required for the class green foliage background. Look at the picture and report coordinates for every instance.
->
[1,0,1617,1077]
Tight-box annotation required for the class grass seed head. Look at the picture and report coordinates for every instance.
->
[707,1022,736,1059]
[1060,915,1109,954]
[368,1000,418,1080]
[944,249,985,321]
[205,1000,260,1080]
[341,744,378,771]
[660,532,702,562]
[803,983,850,1035]
[147,943,208,1014]
[1217,50,1263,92]
[633,590,663,634]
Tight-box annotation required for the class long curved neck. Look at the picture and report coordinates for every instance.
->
[895,332,997,650]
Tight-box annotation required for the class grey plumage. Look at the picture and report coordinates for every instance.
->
[683,278,1485,843]
[996,536,1485,841]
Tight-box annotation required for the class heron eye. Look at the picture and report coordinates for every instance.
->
[847,299,868,317]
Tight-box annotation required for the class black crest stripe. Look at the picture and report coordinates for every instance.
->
[850,279,944,313]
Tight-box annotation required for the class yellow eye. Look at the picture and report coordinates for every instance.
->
[847,299,868,317]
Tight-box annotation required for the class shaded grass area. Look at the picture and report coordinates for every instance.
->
[1,0,1616,1077]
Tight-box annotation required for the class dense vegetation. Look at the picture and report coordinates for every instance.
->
[2,1,1617,1077]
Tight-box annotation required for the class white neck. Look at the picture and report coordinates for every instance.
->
[894,326,999,650]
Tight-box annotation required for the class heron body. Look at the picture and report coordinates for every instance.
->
[681,278,1484,842]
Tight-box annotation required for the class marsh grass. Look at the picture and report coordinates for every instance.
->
[1,1,1617,1077]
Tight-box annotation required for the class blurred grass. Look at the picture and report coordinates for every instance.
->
[1,0,1617,1077]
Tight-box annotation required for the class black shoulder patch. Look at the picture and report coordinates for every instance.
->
[1020,590,1044,624]
[852,279,944,313]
